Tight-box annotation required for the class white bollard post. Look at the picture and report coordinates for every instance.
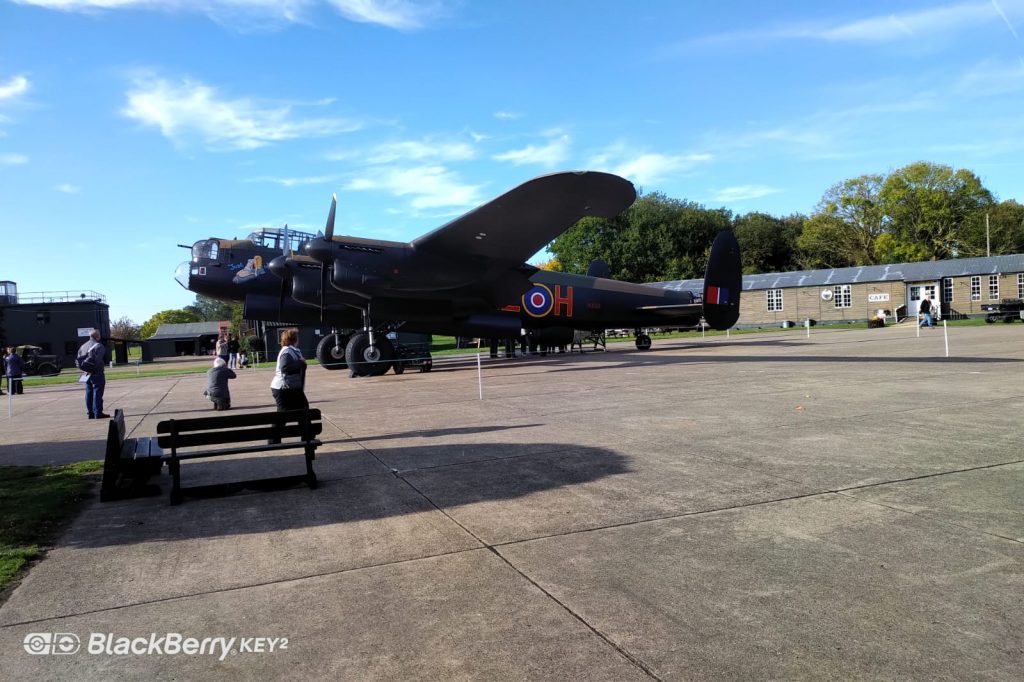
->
[476,351,483,400]
[805,319,810,338]
[943,320,949,357]
[7,384,10,418]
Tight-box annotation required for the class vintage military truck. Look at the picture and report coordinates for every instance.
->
[981,298,1024,324]
[13,344,63,376]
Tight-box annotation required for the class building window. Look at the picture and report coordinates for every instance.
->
[942,279,953,303]
[1018,273,1024,299]
[36,310,50,325]
[766,289,783,312]
[989,274,999,300]
[971,276,981,301]
[833,284,852,309]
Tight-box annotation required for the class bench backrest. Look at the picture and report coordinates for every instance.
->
[105,408,127,456]
[156,409,322,450]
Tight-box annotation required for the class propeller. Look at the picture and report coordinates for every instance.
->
[268,254,293,321]
[320,195,337,321]
[325,194,336,240]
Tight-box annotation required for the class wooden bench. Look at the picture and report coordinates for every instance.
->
[156,409,322,506]
[100,409,165,502]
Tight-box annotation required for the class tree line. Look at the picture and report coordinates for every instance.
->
[545,161,1024,282]
[112,297,242,342]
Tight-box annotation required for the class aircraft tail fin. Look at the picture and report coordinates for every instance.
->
[702,230,742,330]
[586,259,610,279]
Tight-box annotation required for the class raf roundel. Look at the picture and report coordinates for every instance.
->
[522,284,554,317]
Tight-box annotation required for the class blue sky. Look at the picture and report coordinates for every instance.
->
[1,0,1023,323]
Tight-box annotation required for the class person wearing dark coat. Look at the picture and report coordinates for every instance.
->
[4,347,24,395]
[205,356,236,410]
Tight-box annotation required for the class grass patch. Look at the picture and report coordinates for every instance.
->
[0,461,103,595]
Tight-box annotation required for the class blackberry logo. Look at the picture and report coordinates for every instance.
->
[23,632,81,655]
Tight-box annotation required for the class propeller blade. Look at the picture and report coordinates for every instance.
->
[325,194,337,241]
[282,223,290,256]
[320,262,327,323]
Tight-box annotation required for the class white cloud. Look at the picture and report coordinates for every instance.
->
[955,57,1024,95]
[13,0,448,29]
[685,0,1023,48]
[588,142,712,186]
[0,75,30,101]
[248,174,342,187]
[365,139,476,164]
[345,165,482,210]
[122,75,361,150]
[325,0,447,30]
[712,185,780,202]
[493,134,570,167]
[55,183,82,193]
[0,153,29,165]
[493,111,523,121]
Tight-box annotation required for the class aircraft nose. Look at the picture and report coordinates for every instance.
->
[174,261,191,290]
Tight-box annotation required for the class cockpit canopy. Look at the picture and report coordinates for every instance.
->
[246,227,315,253]
[191,239,219,262]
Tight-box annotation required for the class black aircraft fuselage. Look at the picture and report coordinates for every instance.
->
[175,171,741,376]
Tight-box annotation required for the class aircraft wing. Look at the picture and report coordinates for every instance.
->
[411,171,636,265]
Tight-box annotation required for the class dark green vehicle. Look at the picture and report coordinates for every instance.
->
[14,344,63,376]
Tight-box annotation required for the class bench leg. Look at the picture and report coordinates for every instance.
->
[169,456,182,506]
[305,446,317,490]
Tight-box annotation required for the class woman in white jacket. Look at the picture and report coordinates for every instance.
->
[270,328,308,411]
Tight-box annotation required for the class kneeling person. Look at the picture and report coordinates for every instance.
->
[205,357,236,410]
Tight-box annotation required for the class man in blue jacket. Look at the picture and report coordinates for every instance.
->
[76,329,109,419]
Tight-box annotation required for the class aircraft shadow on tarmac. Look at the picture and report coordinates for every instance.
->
[62,442,631,547]
[324,423,546,444]
[542,352,1024,375]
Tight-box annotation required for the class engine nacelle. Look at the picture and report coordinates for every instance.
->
[333,262,386,292]
[529,327,575,346]
[457,313,523,338]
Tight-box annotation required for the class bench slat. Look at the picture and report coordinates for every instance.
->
[157,423,322,449]
[170,439,322,461]
[156,409,321,434]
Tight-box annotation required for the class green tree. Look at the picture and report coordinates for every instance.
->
[733,212,804,274]
[109,316,141,341]
[185,295,235,323]
[798,174,888,268]
[139,309,200,340]
[879,162,994,260]
[960,200,1024,257]
[548,192,731,282]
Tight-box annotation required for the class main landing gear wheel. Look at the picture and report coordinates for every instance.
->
[345,332,394,377]
[635,333,652,350]
[316,333,350,370]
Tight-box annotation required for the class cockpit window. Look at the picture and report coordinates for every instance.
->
[246,227,315,253]
[192,239,219,261]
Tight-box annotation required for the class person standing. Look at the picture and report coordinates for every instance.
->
[4,347,24,395]
[270,328,308,412]
[919,296,935,328]
[228,334,240,369]
[76,329,109,419]
[215,333,229,363]
[205,356,236,410]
